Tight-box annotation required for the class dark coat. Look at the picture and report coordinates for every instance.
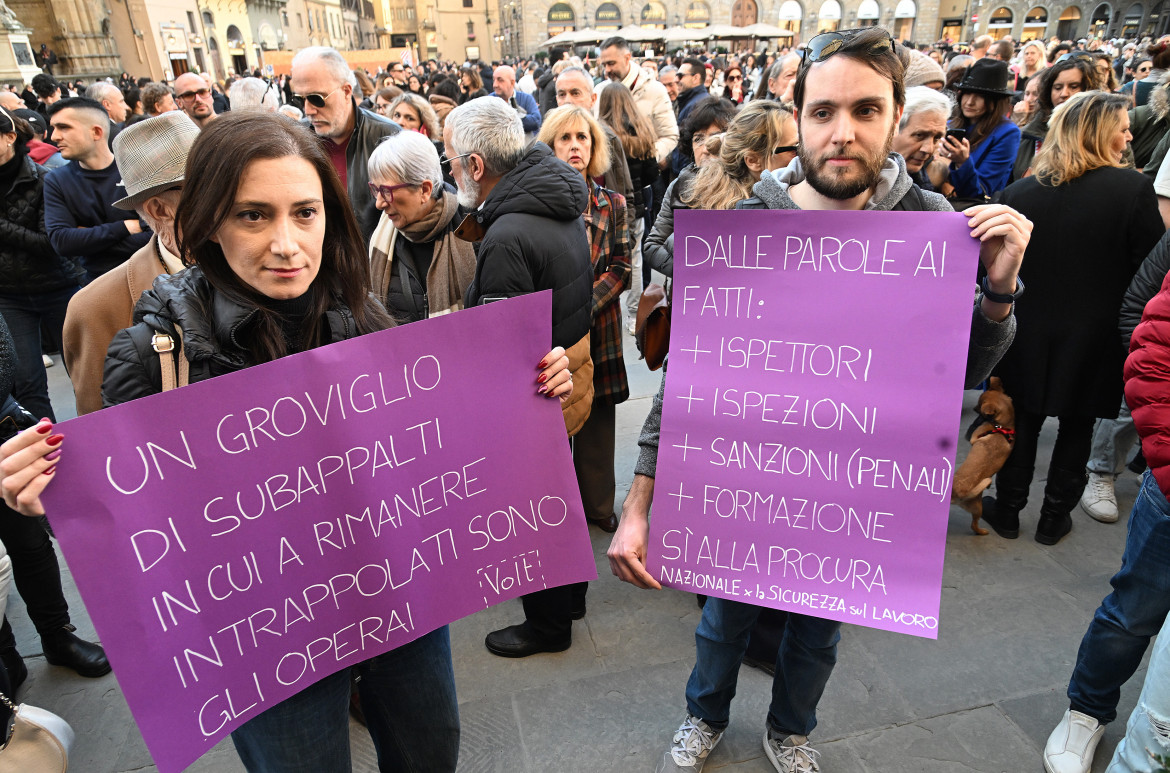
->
[463,142,592,350]
[995,166,1165,418]
[0,155,80,293]
[1120,229,1170,348]
[102,268,363,406]
[537,69,558,117]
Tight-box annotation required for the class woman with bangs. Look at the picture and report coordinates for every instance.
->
[985,91,1164,546]
[941,58,1021,200]
[538,105,630,539]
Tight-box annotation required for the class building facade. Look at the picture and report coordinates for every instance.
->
[493,0,1147,58]
[9,0,121,77]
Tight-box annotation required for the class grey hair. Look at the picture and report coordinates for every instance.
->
[291,46,357,89]
[367,129,444,198]
[899,86,954,131]
[659,65,678,77]
[445,97,524,178]
[85,82,120,104]
[279,104,303,120]
[229,77,279,111]
[558,66,594,90]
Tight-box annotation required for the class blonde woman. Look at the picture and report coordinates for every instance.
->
[683,100,797,211]
[645,100,796,276]
[537,105,630,538]
[985,91,1164,545]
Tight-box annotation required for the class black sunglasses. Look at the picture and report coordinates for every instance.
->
[801,29,895,66]
[1055,52,1094,65]
[294,85,342,108]
[774,145,798,155]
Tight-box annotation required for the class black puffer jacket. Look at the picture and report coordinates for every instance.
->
[1121,229,1170,348]
[463,142,592,349]
[102,268,362,406]
[0,154,80,293]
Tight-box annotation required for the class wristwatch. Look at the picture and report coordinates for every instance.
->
[981,274,1024,303]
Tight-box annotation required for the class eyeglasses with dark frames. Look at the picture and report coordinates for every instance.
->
[294,85,343,108]
[774,145,798,155]
[176,87,211,102]
[367,182,416,202]
[801,29,895,67]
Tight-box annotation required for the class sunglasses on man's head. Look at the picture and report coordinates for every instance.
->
[1055,52,1094,64]
[801,29,895,66]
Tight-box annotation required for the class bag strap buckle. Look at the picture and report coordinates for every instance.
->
[151,333,175,353]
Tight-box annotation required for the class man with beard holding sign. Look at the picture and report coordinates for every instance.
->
[608,28,1032,773]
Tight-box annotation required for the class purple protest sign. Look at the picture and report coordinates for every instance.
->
[649,210,980,639]
[40,291,595,772]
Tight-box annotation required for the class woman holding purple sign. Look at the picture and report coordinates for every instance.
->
[0,111,575,772]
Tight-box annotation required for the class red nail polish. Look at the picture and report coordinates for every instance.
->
[537,359,548,370]
[46,434,64,447]
[44,449,62,462]
[42,465,57,476]
[537,373,548,384]
[35,423,52,435]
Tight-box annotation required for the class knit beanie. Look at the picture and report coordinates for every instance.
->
[904,50,946,88]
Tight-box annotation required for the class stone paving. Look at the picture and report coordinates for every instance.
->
[14,334,1147,773]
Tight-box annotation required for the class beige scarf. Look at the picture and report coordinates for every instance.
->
[369,191,477,317]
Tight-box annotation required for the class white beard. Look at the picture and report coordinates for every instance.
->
[455,165,481,209]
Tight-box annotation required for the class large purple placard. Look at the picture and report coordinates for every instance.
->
[650,210,979,639]
[40,291,596,772]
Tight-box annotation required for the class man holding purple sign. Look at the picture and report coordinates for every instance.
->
[608,28,1032,773]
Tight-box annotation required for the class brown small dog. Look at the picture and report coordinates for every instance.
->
[951,377,1016,535]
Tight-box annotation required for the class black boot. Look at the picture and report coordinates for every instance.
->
[41,624,111,678]
[1035,467,1088,546]
[982,466,1033,539]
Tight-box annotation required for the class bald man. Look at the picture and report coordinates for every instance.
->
[173,72,217,129]
[0,91,22,112]
[491,64,541,136]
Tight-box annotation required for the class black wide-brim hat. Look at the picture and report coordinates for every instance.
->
[955,57,1015,97]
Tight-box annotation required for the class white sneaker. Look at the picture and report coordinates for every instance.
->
[1080,473,1118,523]
[764,731,820,773]
[656,714,724,772]
[42,354,53,368]
[1043,709,1104,773]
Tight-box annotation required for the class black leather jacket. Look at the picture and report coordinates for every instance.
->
[102,268,361,407]
[303,101,400,243]
[0,155,81,294]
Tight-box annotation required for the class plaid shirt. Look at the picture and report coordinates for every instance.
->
[583,181,631,404]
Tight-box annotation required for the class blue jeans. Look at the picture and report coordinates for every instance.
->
[686,597,841,737]
[231,626,459,772]
[1106,613,1170,772]
[1068,472,1170,724]
[0,286,77,422]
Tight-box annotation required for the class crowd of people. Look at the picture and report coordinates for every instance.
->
[0,24,1167,773]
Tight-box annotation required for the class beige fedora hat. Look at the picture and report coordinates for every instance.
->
[112,111,201,211]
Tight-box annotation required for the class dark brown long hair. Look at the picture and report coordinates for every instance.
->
[598,81,656,160]
[176,112,392,364]
[953,91,1012,147]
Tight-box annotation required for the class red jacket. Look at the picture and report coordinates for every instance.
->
[1125,269,1170,498]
